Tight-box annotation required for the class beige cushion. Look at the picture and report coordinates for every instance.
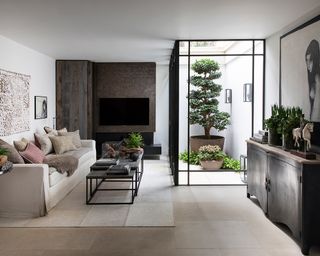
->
[49,135,77,154]
[0,139,24,164]
[13,138,29,151]
[34,133,54,155]
[44,127,67,136]
[58,130,81,148]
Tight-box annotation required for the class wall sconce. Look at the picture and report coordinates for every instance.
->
[243,83,252,102]
[52,117,56,129]
[225,89,232,103]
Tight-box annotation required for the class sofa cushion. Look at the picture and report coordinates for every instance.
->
[34,133,54,155]
[44,126,67,136]
[50,135,77,154]
[0,139,25,164]
[13,138,29,152]
[19,142,45,164]
[58,130,81,148]
[62,147,91,160]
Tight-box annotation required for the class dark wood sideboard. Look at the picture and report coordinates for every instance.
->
[247,140,320,255]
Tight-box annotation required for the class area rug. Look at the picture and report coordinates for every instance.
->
[0,159,175,227]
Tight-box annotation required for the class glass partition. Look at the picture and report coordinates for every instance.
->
[177,39,265,185]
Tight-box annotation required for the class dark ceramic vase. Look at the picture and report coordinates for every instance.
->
[268,130,282,146]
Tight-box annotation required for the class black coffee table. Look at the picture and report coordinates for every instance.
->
[86,162,142,205]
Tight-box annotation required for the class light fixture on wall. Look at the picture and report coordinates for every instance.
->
[243,83,252,102]
[225,89,232,103]
[52,117,56,129]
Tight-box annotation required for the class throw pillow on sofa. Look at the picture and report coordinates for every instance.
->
[49,135,77,154]
[19,142,45,164]
[34,133,54,155]
[44,126,67,136]
[13,138,29,151]
[58,130,81,148]
[0,139,24,164]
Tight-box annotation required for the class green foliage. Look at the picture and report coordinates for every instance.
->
[280,106,304,138]
[124,132,144,149]
[198,145,225,161]
[0,147,9,156]
[179,148,241,171]
[189,59,230,138]
[179,151,200,165]
[222,156,241,171]
[264,104,287,134]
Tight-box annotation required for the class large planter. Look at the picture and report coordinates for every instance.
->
[200,159,223,170]
[190,135,225,152]
[268,129,281,146]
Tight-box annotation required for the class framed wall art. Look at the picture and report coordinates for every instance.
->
[35,96,47,119]
[0,69,31,136]
[280,15,320,122]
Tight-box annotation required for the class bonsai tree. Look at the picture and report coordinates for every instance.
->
[189,59,230,139]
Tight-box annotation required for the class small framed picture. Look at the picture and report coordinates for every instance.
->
[35,96,47,119]
[243,83,252,102]
[225,89,232,103]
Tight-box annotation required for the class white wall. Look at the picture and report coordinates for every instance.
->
[154,64,169,156]
[0,35,55,144]
[265,7,320,118]
[222,55,253,159]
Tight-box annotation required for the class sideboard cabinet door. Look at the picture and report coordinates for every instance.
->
[267,153,301,239]
[247,143,268,213]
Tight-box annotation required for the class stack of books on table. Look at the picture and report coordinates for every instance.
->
[250,130,268,144]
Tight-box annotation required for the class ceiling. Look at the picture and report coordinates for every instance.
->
[0,0,319,64]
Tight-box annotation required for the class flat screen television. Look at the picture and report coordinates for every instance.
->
[99,98,149,126]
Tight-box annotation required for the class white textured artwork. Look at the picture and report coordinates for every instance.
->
[0,69,31,136]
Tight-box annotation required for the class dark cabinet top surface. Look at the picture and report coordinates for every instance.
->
[247,140,320,165]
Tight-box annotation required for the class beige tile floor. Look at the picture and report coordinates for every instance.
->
[1,160,320,255]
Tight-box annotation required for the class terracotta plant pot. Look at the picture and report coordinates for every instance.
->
[190,135,225,152]
[200,159,223,170]
[0,155,8,166]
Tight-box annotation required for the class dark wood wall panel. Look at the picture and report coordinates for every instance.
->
[56,60,93,139]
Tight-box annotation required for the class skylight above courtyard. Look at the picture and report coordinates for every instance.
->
[179,40,263,55]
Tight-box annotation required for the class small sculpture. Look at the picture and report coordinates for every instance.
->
[293,127,302,148]
[293,122,314,151]
[302,122,314,151]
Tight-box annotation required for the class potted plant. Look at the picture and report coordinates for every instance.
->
[280,106,303,151]
[123,132,144,152]
[189,59,230,151]
[198,145,225,170]
[0,147,9,166]
[264,104,285,146]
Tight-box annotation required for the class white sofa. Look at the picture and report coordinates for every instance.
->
[0,140,96,218]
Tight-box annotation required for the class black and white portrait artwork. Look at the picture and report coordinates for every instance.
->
[281,16,320,122]
[35,96,47,119]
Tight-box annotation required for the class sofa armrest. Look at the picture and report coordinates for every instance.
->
[0,164,49,218]
[81,140,96,150]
